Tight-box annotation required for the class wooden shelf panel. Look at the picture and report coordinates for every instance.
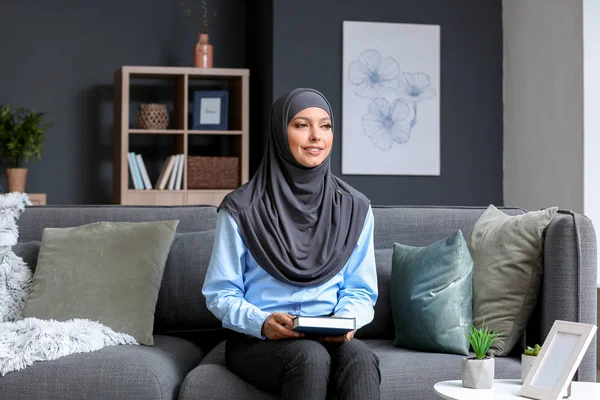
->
[129,129,185,135]
[187,190,231,206]
[124,190,185,205]
[121,66,249,79]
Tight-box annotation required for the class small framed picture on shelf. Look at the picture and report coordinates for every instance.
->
[192,90,228,130]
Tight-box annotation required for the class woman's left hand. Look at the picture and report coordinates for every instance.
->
[321,329,356,343]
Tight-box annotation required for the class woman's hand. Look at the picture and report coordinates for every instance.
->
[321,329,356,343]
[261,312,304,340]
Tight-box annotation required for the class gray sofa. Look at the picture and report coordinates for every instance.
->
[0,204,596,400]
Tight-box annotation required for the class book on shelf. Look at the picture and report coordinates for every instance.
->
[128,152,185,190]
[135,154,152,189]
[127,152,145,189]
[174,154,184,190]
[127,152,140,189]
[292,316,356,337]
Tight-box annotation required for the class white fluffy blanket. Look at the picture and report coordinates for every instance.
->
[0,192,138,376]
[0,318,137,376]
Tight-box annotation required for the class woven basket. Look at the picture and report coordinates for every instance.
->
[188,156,240,189]
[136,104,169,130]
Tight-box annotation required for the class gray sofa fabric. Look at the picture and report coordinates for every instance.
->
[0,335,203,400]
[542,211,598,381]
[3,204,595,400]
[181,339,522,400]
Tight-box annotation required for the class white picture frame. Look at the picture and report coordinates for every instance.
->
[519,320,597,400]
[341,21,440,176]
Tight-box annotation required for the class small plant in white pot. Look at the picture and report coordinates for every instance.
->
[462,318,500,389]
[522,344,541,383]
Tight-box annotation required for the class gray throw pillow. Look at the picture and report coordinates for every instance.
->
[22,220,179,346]
[467,205,557,356]
[391,230,473,355]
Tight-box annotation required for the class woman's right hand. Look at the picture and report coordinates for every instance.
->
[261,312,304,340]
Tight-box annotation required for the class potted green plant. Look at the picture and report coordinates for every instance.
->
[462,317,500,389]
[0,105,50,192]
[522,344,541,383]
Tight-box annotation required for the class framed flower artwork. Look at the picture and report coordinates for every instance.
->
[342,21,440,175]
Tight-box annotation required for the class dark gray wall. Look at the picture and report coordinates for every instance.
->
[267,0,503,206]
[2,0,502,206]
[0,0,246,204]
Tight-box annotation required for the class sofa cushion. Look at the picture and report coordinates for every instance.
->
[367,339,521,400]
[22,220,179,346]
[467,205,558,356]
[391,231,473,355]
[355,206,526,339]
[0,335,203,400]
[179,341,278,400]
[154,230,220,334]
[182,339,521,400]
[16,205,219,335]
[355,248,394,340]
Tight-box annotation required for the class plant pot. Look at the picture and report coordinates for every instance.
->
[461,357,494,389]
[522,354,536,383]
[6,168,27,192]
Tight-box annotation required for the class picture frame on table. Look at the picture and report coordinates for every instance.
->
[192,90,228,130]
[519,320,597,400]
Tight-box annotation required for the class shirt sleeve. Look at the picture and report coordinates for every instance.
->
[333,205,378,330]
[202,209,271,339]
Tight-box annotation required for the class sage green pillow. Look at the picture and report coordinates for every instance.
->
[391,230,473,355]
[22,220,179,346]
[467,204,557,356]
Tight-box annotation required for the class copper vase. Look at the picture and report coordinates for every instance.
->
[194,33,213,68]
[6,168,27,192]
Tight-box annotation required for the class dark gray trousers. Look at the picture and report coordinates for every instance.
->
[225,334,381,400]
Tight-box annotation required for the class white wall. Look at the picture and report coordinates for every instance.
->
[583,0,600,287]
[504,0,600,286]
[503,0,584,214]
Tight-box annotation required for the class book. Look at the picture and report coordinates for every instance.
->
[292,316,356,337]
[157,155,177,190]
[129,152,144,189]
[168,154,181,190]
[135,154,153,190]
[127,152,140,189]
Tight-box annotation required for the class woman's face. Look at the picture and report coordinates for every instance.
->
[287,107,333,168]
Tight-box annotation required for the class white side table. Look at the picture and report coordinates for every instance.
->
[434,379,600,399]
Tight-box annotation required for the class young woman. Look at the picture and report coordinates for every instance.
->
[202,88,380,400]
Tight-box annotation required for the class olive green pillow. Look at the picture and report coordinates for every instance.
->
[22,220,179,346]
[467,205,558,356]
[391,230,473,355]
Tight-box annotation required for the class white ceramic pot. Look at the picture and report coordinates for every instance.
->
[461,357,495,389]
[522,354,536,383]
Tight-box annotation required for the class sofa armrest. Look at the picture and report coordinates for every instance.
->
[541,210,597,382]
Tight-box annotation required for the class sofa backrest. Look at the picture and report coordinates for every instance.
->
[357,205,526,339]
[15,204,527,339]
[16,205,221,335]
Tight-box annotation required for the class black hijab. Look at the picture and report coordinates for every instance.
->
[219,88,370,287]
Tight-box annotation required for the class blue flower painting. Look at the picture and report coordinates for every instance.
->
[341,21,440,176]
[348,51,437,150]
[396,72,436,103]
[361,98,412,150]
[348,50,400,98]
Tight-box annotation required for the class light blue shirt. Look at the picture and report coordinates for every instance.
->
[202,206,378,339]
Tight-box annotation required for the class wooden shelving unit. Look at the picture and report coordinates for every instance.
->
[113,66,249,206]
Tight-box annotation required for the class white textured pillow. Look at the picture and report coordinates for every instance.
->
[0,192,32,322]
